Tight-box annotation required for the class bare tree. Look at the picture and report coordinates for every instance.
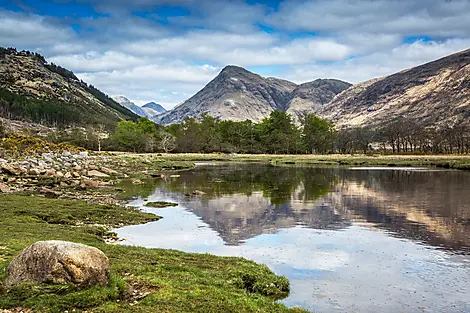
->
[159,132,176,153]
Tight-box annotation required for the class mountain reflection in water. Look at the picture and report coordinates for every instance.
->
[116,164,470,313]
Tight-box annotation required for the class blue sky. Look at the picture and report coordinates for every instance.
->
[1,0,469,108]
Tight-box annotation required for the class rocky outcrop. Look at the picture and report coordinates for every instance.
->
[155,66,349,124]
[321,48,470,128]
[5,240,110,288]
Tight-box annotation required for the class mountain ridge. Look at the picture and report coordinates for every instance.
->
[0,47,137,127]
[321,48,470,128]
[155,65,350,124]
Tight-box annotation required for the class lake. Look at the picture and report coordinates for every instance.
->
[116,163,470,313]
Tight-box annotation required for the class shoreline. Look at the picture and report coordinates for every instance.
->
[1,152,469,312]
[0,153,308,313]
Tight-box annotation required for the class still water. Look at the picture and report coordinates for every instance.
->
[116,164,470,313]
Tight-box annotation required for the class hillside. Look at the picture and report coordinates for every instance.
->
[321,48,470,128]
[0,48,138,128]
[287,79,352,121]
[155,65,350,124]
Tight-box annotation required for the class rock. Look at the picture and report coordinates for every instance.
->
[0,182,10,193]
[192,190,206,196]
[101,167,118,175]
[18,167,28,175]
[42,153,55,160]
[1,164,21,176]
[62,151,72,157]
[80,179,100,189]
[38,187,61,198]
[170,174,180,178]
[132,179,143,185]
[78,152,89,158]
[28,168,41,176]
[72,172,80,178]
[64,162,72,167]
[64,172,72,179]
[87,170,109,178]
[56,171,64,178]
[45,169,56,177]
[5,240,110,288]
[0,158,7,164]
[89,165,97,170]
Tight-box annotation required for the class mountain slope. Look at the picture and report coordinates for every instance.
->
[0,48,138,127]
[112,96,147,117]
[286,79,352,120]
[321,48,470,127]
[143,102,166,117]
[155,65,300,124]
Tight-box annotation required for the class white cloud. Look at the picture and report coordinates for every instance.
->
[1,1,469,109]
[283,38,470,84]
[77,62,220,107]
[267,0,470,37]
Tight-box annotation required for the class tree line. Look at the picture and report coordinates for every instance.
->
[46,111,469,155]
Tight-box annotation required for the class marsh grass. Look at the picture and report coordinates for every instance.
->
[145,201,178,208]
[0,194,306,313]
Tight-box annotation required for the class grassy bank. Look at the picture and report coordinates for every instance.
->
[110,152,470,170]
[0,194,306,313]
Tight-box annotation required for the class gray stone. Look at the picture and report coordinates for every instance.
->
[78,152,89,158]
[62,151,72,157]
[5,241,110,288]
[42,153,55,160]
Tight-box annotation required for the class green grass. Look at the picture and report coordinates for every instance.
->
[125,152,470,170]
[0,194,307,313]
[145,201,178,208]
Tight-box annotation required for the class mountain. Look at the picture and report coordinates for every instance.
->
[0,48,137,127]
[321,48,470,128]
[155,65,296,124]
[112,96,147,117]
[142,102,166,117]
[155,65,349,124]
[286,79,352,120]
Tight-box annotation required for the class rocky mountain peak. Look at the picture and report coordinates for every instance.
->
[154,65,350,125]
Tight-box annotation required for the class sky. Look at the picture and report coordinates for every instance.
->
[1,0,470,109]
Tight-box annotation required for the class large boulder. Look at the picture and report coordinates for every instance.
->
[5,241,110,288]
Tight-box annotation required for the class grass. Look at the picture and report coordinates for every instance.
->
[112,152,470,170]
[145,201,178,208]
[0,194,307,313]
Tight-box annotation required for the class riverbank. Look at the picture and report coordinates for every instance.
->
[110,152,470,170]
[0,194,306,313]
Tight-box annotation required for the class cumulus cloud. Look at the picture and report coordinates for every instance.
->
[283,38,470,84]
[1,1,469,108]
[267,0,470,37]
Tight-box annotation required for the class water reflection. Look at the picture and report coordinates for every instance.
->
[116,164,470,312]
